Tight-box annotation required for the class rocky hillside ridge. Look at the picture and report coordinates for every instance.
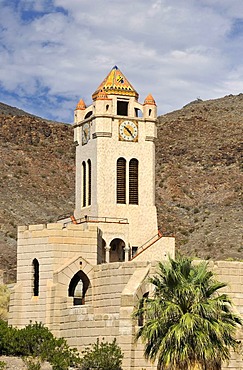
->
[0,94,242,282]
[0,102,34,117]
[0,111,75,281]
[156,94,242,260]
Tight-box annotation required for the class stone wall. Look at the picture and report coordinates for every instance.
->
[9,221,243,369]
[210,261,243,370]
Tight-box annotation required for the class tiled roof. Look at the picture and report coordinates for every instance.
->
[144,94,156,106]
[92,66,139,100]
[96,89,111,100]
[75,98,86,110]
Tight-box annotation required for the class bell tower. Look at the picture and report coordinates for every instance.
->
[73,66,158,249]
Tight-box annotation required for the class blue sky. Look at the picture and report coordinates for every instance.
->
[1,0,243,122]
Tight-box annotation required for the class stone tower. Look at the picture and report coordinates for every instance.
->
[9,67,175,369]
[73,66,159,259]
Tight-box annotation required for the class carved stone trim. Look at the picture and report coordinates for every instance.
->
[93,132,112,139]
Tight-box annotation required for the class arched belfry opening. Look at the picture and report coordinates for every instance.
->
[110,238,125,262]
[68,270,90,306]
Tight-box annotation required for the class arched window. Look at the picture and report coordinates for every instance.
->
[82,161,86,207]
[32,258,39,296]
[68,271,90,306]
[129,159,138,204]
[117,158,126,204]
[87,159,91,206]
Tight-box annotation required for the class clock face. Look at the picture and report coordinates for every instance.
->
[119,120,138,142]
[82,122,90,145]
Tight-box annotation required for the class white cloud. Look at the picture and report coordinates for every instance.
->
[0,0,243,121]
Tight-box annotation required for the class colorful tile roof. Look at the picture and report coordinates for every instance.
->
[92,66,139,100]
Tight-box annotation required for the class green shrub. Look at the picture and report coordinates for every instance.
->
[17,322,54,356]
[81,338,123,370]
[0,360,6,370]
[0,320,18,355]
[22,357,42,370]
[40,336,81,370]
[0,321,81,369]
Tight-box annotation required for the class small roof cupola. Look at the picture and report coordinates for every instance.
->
[75,98,86,110]
[143,93,157,119]
[74,98,88,123]
[92,66,139,101]
[144,94,156,106]
[95,89,112,115]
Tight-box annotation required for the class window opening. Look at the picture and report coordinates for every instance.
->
[32,258,39,296]
[84,111,92,119]
[117,158,126,204]
[138,292,149,326]
[106,104,109,111]
[149,109,152,116]
[68,270,90,306]
[132,246,138,258]
[82,161,86,207]
[129,159,138,204]
[135,108,142,117]
[87,159,91,206]
[117,100,128,116]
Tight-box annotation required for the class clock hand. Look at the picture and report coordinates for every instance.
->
[125,126,133,136]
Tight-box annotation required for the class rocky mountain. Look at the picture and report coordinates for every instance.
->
[0,95,242,282]
[156,94,242,260]
[0,112,75,282]
[0,102,35,117]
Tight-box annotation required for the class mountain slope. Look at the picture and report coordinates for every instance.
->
[0,102,35,117]
[156,94,243,259]
[0,113,75,281]
[0,94,242,281]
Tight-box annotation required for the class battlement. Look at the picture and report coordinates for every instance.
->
[18,222,98,233]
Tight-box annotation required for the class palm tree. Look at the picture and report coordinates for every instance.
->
[134,256,242,369]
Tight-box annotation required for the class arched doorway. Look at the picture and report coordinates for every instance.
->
[110,238,125,262]
[68,270,90,306]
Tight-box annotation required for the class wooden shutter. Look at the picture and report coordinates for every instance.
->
[87,159,91,206]
[129,159,138,204]
[117,158,126,204]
